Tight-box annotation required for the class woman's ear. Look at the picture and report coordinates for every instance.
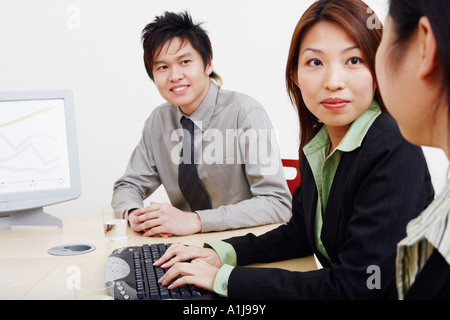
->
[292,69,300,88]
[417,16,439,80]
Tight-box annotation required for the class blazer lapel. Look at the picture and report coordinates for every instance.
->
[300,159,322,260]
[321,150,359,263]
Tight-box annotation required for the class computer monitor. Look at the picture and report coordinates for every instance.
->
[0,90,81,229]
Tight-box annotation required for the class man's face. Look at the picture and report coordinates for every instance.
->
[152,37,213,115]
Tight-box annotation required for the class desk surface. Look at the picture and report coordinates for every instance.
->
[0,210,316,300]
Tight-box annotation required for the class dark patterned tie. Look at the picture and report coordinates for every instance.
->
[178,117,212,211]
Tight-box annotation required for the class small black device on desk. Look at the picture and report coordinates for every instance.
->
[105,243,216,300]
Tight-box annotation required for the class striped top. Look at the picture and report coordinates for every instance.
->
[396,168,450,299]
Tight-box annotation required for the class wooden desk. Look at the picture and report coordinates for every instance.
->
[0,210,316,300]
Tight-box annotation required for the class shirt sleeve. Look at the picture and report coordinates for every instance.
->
[204,241,237,298]
[213,264,234,297]
[204,240,237,266]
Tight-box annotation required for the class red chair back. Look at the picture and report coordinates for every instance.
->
[281,159,301,196]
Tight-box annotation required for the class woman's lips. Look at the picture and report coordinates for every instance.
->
[321,97,349,110]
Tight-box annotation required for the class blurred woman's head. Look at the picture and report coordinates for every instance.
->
[376,0,450,157]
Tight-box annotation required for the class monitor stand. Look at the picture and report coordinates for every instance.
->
[0,207,62,230]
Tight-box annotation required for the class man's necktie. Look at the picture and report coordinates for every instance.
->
[178,116,212,211]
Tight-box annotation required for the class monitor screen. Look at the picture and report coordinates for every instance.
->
[0,90,80,229]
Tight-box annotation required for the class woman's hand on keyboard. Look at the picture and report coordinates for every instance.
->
[154,243,221,269]
[158,259,218,292]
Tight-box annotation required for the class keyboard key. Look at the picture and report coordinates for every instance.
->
[179,285,191,298]
[159,285,170,299]
[190,285,202,297]
[170,288,181,299]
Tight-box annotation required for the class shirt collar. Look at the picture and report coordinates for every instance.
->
[338,100,381,152]
[176,80,218,132]
[304,100,382,156]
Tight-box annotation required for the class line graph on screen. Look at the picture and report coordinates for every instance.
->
[0,99,71,193]
[0,106,59,172]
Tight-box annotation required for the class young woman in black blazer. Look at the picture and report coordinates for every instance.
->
[155,0,435,299]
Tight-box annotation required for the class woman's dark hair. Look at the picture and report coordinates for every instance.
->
[141,11,222,86]
[285,0,384,161]
[388,0,450,125]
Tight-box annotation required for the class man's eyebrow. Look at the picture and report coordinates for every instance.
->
[301,45,360,55]
[153,52,193,66]
[178,52,193,59]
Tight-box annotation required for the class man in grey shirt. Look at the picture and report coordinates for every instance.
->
[112,11,291,237]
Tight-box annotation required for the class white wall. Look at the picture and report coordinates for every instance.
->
[0,0,447,216]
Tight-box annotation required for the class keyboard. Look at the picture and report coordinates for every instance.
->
[105,243,216,300]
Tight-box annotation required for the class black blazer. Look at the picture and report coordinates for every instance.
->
[224,113,434,299]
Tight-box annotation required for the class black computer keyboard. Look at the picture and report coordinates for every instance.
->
[105,243,216,300]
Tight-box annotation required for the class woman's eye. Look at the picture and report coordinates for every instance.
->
[347,57,363,65]
[307,59,322,67]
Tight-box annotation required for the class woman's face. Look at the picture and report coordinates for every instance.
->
[295,21,375,133]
